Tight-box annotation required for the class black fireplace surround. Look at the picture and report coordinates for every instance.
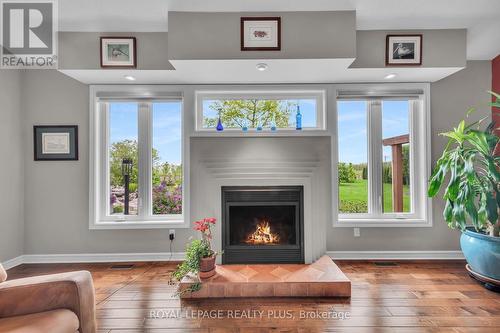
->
[221,186,304,264]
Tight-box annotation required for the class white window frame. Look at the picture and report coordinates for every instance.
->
[333,83,432,227]
[195,90,327,133]
[89,86,190,229]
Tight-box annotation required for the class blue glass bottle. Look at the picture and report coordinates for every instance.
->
[295,105,302,130]
[216,117,224,131]
[241,119,248,132]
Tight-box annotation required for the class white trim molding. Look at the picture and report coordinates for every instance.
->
[2,251,465,270]
[1,256,24,270]
[2,253,186,269]
[327,250,464,260]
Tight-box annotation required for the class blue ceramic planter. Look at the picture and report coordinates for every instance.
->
[460,227,500,280]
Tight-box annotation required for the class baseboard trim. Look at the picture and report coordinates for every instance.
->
[3,251,464,270]
[327,250,464,260]
[2,256,24,270]
[2,252,186,269]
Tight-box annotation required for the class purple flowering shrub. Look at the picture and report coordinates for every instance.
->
[152,181,182,214]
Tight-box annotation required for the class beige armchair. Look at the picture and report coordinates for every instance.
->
[0,263,96,333]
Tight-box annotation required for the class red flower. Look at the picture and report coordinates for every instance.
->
[206,217,216,224]
[193,220,208,232]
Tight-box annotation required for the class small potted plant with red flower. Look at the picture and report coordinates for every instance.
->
[193,217,218,278]
[173,217,220,283]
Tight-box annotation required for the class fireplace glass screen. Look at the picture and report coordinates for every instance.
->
[229,205,297,246]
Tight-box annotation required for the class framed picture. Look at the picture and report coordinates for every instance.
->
[34,126,78,161]
[241,17,281,51]
[386,35,422,66]
[100,37,137,68]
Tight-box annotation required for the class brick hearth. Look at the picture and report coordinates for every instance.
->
[179,255,351,298]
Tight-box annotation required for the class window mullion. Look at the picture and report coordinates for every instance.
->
[101,102,110,219]
[138,102,151,220]
[368,100,383,216]
[409,99,419,215]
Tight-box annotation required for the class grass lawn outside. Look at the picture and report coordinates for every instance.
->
[339,179,410,213]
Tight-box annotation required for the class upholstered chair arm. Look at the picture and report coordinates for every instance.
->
[0,270,96,333]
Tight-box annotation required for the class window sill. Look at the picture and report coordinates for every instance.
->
[334,218,432,228]
[191,129,329,137]
[90,220,189,230]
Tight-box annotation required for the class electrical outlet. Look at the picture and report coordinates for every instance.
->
[169,229,175,241]
[354,228,360,237]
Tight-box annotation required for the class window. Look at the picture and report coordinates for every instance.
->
[338,101,368,214]
[335,89,430,226]
[196,91,325,131]
[91,92,185,229]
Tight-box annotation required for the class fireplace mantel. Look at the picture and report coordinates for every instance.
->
[193,154,328,264]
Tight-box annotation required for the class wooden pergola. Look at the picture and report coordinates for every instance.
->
[382,134,409,212]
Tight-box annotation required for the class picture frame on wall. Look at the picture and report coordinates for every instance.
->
[34,125,78,161]
[100,37,137,68]
[241,17,281,51]
[386,34,422,66]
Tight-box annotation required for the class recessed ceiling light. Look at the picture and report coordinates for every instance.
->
[124,75,136,81]
[384,73,397,79]
[256,63,268,71]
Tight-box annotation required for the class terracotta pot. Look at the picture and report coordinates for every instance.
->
[200,255,216,272]
[199,269,216,279]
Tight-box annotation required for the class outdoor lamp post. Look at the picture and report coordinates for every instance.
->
[121,158,133,215]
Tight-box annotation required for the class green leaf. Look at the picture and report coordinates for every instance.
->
[485,192,499,224]
[467,130,491,155]
[488,90,500,101]
[428,157,449,197]
[443,199,454,222]
[464,197,479,229]
[445,161,460,201]
[452,203,466,230]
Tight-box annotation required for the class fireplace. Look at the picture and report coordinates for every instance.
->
[221,186,304,264]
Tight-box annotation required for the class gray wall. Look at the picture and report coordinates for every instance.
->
[58,32,174,70]
[0,70,24,262]
[327,61,492,251]
[168,11,356,60]
[351,29,466,68]
[22,70,190,254]
[17,60,491,256]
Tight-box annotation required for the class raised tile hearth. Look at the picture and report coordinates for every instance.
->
[179,255,351,298]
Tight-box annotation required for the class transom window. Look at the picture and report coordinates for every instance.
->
[336,90,430,226]
[91,95,185,228]
[196,91,325,131]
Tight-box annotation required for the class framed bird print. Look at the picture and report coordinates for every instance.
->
[100,37,137,68]
[386,35,422,66]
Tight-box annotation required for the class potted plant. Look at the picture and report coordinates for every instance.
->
[173,217,219,285]
[428,91,500,290]
[193,217,218,278]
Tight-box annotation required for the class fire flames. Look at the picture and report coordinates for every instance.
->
[246,220,280,245]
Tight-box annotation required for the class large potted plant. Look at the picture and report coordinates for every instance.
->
[428,91,500,289]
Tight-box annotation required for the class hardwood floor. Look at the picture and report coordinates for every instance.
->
[6,260,500,332]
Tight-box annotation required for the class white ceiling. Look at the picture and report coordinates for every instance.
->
[58,0,500,60]
[59,59,463,85]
